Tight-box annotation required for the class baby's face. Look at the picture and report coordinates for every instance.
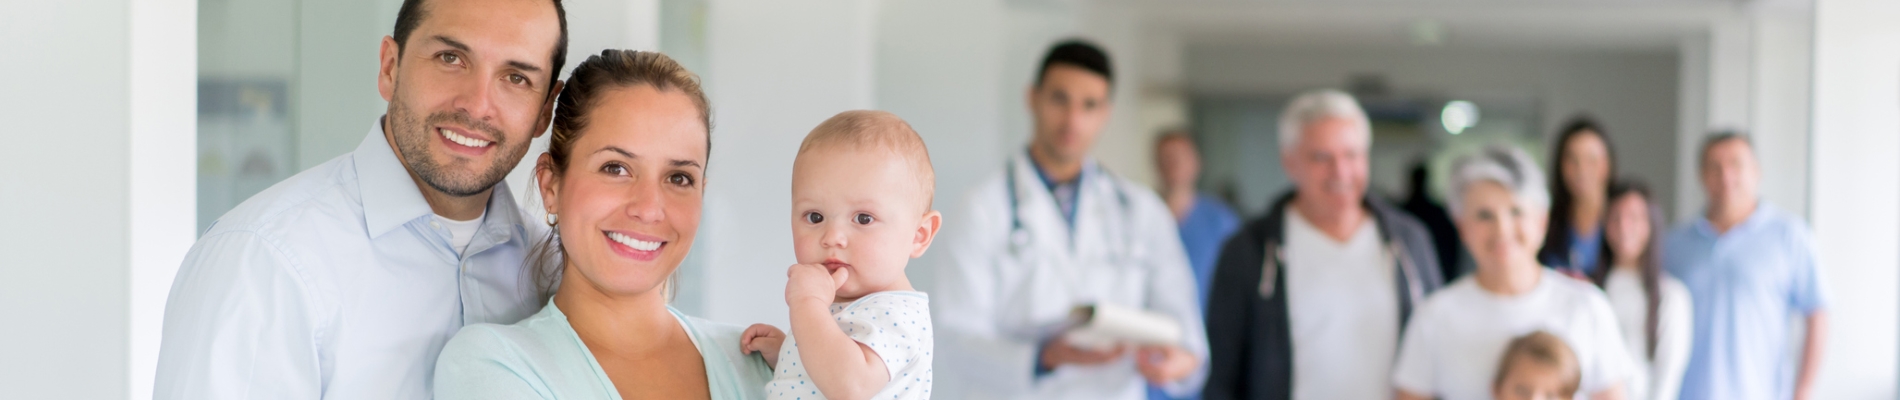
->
[790,145,931,300]
[1493,362,1576,400]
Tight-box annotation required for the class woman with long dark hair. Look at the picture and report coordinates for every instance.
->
[1540,116,1617,276]
[1588,179,1692,400]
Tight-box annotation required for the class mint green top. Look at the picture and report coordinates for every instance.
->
[434,300,772,400]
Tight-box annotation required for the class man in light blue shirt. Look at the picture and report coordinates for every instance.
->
[1663,133,1828,400]
[153,0,570,398]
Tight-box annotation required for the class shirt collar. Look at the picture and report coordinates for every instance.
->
[355,117,438,238]
[1693,200,1774,238]
[1024,148,1096,190]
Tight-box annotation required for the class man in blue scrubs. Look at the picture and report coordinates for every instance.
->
[1664,133,1828,400]
[1149,131,1239,400]
[154,0,568,398]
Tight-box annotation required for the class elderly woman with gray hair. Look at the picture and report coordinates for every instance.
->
[1390,145,1636,400]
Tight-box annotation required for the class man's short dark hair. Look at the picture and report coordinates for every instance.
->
[1035,39,1113,89]
[1698,130,1754,168]
[392,0,570,93]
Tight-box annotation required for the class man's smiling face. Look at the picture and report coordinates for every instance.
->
[379,0,563,197]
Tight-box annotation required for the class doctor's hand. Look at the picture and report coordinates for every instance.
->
[785,263,848,307]
[1039,336,1128,369]
[740,323,787,368]
[1135,345,1198,385]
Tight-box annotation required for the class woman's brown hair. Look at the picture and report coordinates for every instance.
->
[525,49,711,302]
[1587,178,1665,360]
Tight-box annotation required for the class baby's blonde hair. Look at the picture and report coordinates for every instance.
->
[796,110,936,210]
[1494,331,1582,397]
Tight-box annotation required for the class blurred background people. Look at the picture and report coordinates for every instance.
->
[1401,160,1464,281]
[1391,145,1631,400]
[1540,117,1617,277]
[1151,130,1239,400]
[1204,89,1442,400]
[1664,133,1828,400]
[1155,130,1241,305]
[1589,178,1692,400]
[934,40,1207,400]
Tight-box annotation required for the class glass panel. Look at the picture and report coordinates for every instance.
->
[197,0,300,231]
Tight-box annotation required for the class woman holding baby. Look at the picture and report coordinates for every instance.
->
[432,48,942,400]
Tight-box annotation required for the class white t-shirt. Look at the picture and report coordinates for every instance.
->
[1284,210,1399,400]
[769,291,933,400]
[436,212,485,254]
[1603,267,1693,400]
[1392,269,1635,400]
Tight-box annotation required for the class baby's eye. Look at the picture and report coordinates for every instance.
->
[854,213,874,225]
[806,212,823,224]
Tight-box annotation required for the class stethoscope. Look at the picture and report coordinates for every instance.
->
[1001,156,1140,265]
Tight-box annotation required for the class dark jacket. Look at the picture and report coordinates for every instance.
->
[1202,191,1446,400]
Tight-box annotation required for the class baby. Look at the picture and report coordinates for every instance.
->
[741,110,941,400]
[1493,331,1583,400]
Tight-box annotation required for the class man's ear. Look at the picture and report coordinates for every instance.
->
[910,210,944,258]
[378,36,401,102]
[535,152,561,215]
[533,80,565,139]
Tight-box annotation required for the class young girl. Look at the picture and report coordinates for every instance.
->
[1493,331,1583,400]
[739,110,942,400]
[1588,179,1692,400]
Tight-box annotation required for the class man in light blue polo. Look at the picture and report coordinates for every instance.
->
[1663,132,1828,400]
[153,0,569,398]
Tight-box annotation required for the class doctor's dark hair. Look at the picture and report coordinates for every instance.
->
[525,49,712,301]
[1035,39,1114,89]
[392,0,571,96]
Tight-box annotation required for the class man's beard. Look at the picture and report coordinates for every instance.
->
[387,92,533,198]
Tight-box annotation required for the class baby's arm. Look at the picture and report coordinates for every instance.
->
[739,324,786,369]
[785,264,890,400]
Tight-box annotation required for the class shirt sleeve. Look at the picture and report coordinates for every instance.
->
[1582,291,1638,395]
[1390,303,1438,396]
[152,231,322,400]
[1138,197,1212,398]
[433,326,554,400]
[1653,278,1696,400]
[1785,223,1829,313]
[836,294,934,382]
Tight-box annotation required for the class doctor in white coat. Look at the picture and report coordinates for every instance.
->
[934,39,1209,400]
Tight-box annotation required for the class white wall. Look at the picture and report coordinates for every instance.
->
[0,0,195,398]
[694,0,879,327]
[1808,0,1900,397]
[129,1,198,399]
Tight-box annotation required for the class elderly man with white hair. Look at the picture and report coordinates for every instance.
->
[1390,145,1635,400]
[1204,89,1444,400]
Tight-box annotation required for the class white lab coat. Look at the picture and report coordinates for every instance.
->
[933,152,1210,400]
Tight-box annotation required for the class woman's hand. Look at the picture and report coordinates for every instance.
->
[740,324,787,368]
[785,263,847,307]
[1134,345,1198,384]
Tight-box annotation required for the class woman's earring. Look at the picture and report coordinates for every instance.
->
[545,213,558,226]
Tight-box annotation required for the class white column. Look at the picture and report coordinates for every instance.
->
[129,1,199,400]
[1749,6,1814,217]
[1809,0,1900,397]
[696,0,880,327]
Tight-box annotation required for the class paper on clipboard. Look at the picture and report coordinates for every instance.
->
[1061,303,1182,350]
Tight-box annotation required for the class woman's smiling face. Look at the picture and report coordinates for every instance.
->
[539,84,708,297]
